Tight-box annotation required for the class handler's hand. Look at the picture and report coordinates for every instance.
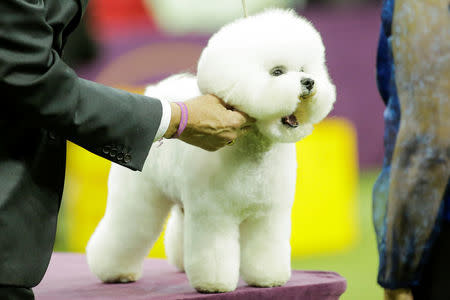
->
[164,95,255,151]
[384,289,413,300]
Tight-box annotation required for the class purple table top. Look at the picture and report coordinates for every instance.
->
[34,253,346,300]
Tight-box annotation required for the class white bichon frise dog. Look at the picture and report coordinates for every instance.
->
[86,9,335,293]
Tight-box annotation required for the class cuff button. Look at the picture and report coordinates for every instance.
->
[124,154,131,163]
[102,146,111,154]
[117,153,124,161]
[110,149,117,157]
[48,131,56,140]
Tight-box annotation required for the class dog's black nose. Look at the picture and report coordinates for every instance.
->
[301,78,315,91]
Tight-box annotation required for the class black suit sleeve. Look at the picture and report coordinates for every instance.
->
[0,0,162,171]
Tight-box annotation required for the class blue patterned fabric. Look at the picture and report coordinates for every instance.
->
[372,0,450,289]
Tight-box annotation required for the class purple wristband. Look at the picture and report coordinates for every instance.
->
[174,102,188,138]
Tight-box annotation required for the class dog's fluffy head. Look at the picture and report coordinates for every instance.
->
[197,9,336,143]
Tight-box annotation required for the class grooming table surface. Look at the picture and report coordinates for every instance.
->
[35,253,346,300]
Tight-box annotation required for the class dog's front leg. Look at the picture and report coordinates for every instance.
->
[184,210,240,293]
[240,208,292,287]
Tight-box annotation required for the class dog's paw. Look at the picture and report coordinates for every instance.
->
[246,278,289,288]
[243,270,291,288]
[193,281,237,293]
[102,272,140,284]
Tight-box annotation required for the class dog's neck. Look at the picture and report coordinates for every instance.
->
[226,129,275,158]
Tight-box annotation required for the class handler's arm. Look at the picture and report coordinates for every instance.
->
[0,0,162,171]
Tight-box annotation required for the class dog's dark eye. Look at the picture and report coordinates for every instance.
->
[270,67,285,77]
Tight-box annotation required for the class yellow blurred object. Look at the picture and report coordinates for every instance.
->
[63,141,111,253]
[62,105,358,258]
[291,118,359,257]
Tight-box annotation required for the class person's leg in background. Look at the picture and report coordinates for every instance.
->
[374,0,450,299]
[412,187,450,300]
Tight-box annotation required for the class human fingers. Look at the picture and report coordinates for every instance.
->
[238,125,253,137]
[204,132,237,151]
[220,131,238,143]
[189,138,222,152]
[216,96,255,125]
[236,110,256,127]
[226,110,256,130]
[207,94,255,126]
[204,94,223,106]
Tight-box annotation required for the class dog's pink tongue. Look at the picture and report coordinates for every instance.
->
[281,114,299,128]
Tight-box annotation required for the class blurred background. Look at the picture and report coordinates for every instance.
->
[55,0,385,299]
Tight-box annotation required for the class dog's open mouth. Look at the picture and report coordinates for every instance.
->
[281,114,298,128]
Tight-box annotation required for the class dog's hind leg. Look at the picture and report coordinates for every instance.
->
[164,205,185,272]
[86,165,172,283]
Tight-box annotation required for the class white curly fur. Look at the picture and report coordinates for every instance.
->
[86,9,335,293]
